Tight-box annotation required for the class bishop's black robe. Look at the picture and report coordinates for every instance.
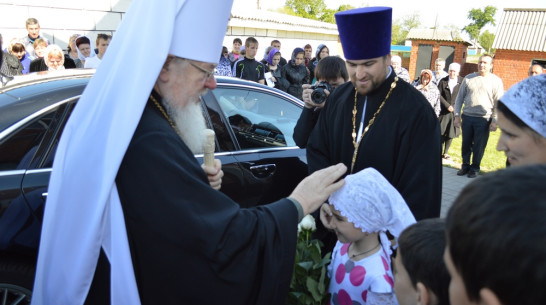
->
[86,93,299,304]
[307,72,442,221]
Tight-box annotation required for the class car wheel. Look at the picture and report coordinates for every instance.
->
[0,258,34,305]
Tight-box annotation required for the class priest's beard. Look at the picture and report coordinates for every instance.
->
[162,96,206,154]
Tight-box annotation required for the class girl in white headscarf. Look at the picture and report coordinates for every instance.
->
[320,167,416,305]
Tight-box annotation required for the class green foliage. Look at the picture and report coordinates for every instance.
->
[283,0,354,24]
[286,224,331,305]
[463,6,497,41]
[391,13,421,45]
[479,30,495,53]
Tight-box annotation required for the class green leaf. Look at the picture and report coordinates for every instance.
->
[306,277,321,301]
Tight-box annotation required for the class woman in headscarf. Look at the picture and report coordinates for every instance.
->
[496,74,546,166]
[215,46,232,77]
[75,35,96,67]
[279,47,309,100]
[44,44,65,71]
[264,47,281,89]
[414,69,440,117]
[308,44,329,84]
[67,34,83,68]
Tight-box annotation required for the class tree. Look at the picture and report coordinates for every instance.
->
[391,13,421,45]
[463,6,497,42]
[479,30,495,53]
[283,0,354,24]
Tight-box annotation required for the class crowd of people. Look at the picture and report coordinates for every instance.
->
[0,18,112,77]
[2,2,545,304]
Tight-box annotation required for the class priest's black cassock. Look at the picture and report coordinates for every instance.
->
[85,92,298,304]
[307,71,442,221]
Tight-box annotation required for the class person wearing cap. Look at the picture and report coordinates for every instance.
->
[306,7,442,244]
[454,54,504,178]
[320,167,416,304]
[391,55,410,83]
[31,0,347,304]
[438,62,463,159]
[496,74,546,166]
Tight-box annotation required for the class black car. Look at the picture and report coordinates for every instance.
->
[0,70,308,302]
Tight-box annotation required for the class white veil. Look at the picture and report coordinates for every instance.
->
[31,0,234,304]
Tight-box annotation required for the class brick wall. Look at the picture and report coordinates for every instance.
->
[409,39,469,80]
[493,49,546,90]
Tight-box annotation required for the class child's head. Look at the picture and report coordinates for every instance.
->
[232,38,242,53]
[244,37,258,59]
[445,164,546,305]
[327,167,416,255]
[393,219,450,305]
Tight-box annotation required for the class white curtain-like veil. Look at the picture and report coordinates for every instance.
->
[31,0,234,304]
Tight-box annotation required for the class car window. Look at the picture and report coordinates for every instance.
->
[0,110,59,171]
[212,87,301,150]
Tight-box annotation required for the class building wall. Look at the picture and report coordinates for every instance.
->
[1,1,339,60]
[493,49,546,90]
[0,0,130,50]
[409,40,468,80]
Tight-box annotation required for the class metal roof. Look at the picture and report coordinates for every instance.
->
[229,6,338,35]
[492,8,546,52]
[406,29,469,44]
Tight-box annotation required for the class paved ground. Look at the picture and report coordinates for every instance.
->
[440,160,474,217]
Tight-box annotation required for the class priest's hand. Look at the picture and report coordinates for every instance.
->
[289,163,346,216]
[202,159,224,190]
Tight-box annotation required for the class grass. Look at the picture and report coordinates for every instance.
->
[444,129,507,173]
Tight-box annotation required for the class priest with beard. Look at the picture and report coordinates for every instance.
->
[31,0,347,304]
[306,7,442,250]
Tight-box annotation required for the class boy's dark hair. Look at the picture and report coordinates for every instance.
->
[398,218,450,305]
[270,39,280,46]
[245,37,258,47]
[315,56,348,83]
[233,38,242,45]
[446,164,546,305]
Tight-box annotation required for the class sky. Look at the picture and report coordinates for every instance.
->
[253,0,546,32]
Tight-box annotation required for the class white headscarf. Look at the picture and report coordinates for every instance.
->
[74,35,96,61]
[31,0,234,304]
[328,167,416,256]
[500,74,546,138]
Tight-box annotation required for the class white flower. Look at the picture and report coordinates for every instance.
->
[298,214,316,233]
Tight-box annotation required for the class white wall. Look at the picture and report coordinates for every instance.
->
[0,0,131,50]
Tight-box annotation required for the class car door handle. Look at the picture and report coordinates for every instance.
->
[249,164,276,178]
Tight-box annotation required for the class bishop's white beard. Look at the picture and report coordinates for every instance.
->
[162,96,206,154]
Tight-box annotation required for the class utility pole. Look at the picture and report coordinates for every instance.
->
[257,0,261,9]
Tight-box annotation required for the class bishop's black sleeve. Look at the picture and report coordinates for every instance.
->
[116,115,299,305]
